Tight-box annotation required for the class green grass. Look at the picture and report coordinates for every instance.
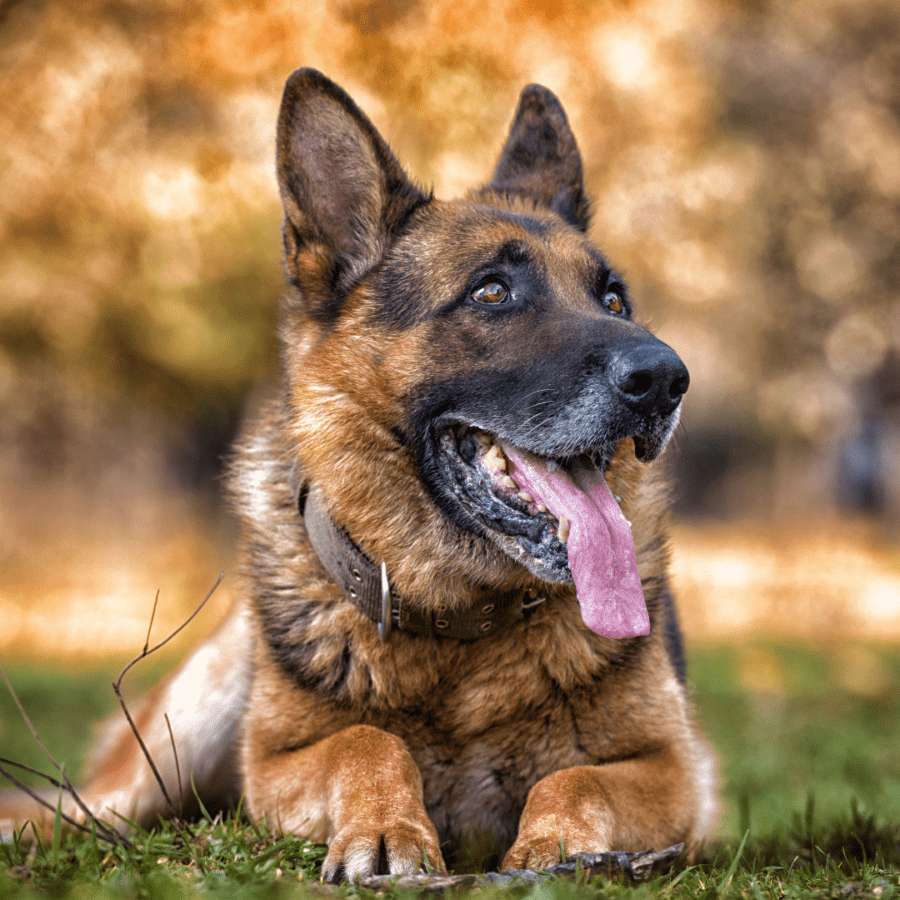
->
[693,643,900,837]
[2,642,899,897]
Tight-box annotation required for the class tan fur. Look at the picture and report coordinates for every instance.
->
[0,70,717,878]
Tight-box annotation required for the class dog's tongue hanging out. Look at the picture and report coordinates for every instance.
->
[502,445,650,639]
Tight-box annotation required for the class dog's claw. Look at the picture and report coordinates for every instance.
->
[503,835,611,872]
[322,821,446,882]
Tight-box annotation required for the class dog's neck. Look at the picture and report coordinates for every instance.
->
[300,486,544,641]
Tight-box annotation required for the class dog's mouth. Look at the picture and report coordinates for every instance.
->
[433,423,649,639]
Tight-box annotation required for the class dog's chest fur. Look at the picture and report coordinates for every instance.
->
[246,587,686,861]
[234,405,683,770]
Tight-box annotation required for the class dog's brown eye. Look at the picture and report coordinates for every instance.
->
[604,291,624,314]
[473,282,509,305]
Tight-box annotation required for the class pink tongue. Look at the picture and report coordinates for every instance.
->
[502,445,649,639]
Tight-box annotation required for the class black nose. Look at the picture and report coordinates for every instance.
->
[609,342,689,417]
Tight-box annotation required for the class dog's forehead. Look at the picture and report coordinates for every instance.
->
[361,199,619,330]
[397,200,606,284]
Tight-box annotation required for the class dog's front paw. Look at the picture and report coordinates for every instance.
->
[502,767,613,871]
[321,818,446,882]
[502,828,609,871]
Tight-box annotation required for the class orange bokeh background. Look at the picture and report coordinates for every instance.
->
[1,0,899,659]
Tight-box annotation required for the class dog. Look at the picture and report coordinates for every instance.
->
[1,68,717,878]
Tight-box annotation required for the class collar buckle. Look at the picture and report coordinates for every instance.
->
[378,562,392,643]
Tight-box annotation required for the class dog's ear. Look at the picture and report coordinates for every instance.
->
[276,68,428,318]
[484,85,590,232]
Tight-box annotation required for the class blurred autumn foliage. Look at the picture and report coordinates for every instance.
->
[1,0,899,655]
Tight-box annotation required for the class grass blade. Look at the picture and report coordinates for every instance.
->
[50,783,63,867]
[717,830,750,894]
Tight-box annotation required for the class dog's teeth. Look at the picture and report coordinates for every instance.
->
[518,491,533,504]
[500,475,517,489]
[536,504,548,514]
[483,444,507,472]
[475,432,492,448]
[558,515,570,543]
[615,495,623,503]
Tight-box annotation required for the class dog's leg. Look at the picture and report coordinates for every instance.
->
[244,724,446,881]
[502,745,709,869]
[0,603,250,841]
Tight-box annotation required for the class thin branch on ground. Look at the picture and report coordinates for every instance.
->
[0,758,129,848]
[0,667,129,847]
[111,573,224,824]
[1,574,222,853]
[164,713,185,815]
[143,590,161,656]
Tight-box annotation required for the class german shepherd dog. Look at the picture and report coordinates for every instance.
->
[1,69,717,878]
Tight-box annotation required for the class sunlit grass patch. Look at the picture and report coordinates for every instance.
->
[1,810,327,899]
[2,641,899,897]
[1,810,897,899]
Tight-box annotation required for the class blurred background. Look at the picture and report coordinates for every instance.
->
[4,0,900,655]
[1,0,900,832]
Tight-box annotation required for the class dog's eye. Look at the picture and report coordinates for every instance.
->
[472,282,509,305]
[603,290,625,314]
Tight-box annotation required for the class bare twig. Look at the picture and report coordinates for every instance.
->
[0,667,128,846]
[143,590,161,655]
[117,573,223,684]
[1,574,222,852]
[111,573,223,822]
[0,757,63,784]
[163,713,184,815]
[358,845,687,891]
[0,758,129,848]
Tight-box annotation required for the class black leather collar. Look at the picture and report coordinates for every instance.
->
[301,486,544,641]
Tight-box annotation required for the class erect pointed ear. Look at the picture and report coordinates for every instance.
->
[276,68,428,318]
[483,84,590,232]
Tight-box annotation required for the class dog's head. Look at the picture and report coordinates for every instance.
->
[275,69,687,632]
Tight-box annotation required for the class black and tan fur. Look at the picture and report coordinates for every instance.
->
[1,69,717,878]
